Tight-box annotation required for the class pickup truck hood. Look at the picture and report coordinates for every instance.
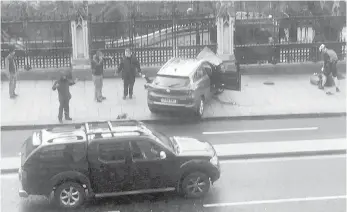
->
[172,136,215,157]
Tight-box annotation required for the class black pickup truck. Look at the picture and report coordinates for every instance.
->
[19,120,221,209]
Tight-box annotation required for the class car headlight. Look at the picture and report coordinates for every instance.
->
[210,155,218,166]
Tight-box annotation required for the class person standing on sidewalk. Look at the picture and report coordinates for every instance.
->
[116,48,142,99]
[91,50,106,102]
[5,46,18,99]
[319,44,340,94]
[52,70,78,123]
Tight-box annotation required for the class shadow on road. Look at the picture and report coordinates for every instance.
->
[19,192,204,212]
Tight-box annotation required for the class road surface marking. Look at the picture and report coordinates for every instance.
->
[203,195,347,208]
[1,173,17,179]
[203,127,318,135]
[1,138,346,173]
[3,154,345,180]
[219,154,346,164]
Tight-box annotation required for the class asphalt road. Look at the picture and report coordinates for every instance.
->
[1,155,345,212]
[1,117,346,158]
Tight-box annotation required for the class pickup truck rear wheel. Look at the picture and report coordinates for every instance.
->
[181,172,210,198]
[54,182,85,209]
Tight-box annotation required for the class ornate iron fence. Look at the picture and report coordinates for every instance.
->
[234,14,346,65]
[89,11,217,69]
[1,12,72,70]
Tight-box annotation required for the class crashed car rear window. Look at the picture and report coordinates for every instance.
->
[153,76,190,88]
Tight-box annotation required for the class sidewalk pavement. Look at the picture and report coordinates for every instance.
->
[1,74,346,128]
[2,61,346,81]
[1,138,346,173]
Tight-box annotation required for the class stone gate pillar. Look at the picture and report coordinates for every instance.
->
[70,5,90,70]
[216,2,235,61]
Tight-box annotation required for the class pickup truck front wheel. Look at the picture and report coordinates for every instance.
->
[181,172,210,198]
[54,182,85,209]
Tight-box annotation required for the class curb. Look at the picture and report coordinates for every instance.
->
[1,150,345,174]
[1,169,18,175]
[217,149,346,161]
[1,112,346,131]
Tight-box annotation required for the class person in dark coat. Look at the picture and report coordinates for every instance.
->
[5,45,18,99]
[52,70,78,123]
[116,48,142,99]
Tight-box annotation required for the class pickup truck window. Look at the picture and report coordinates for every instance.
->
[130,140,161,161]
[98,142,127,162]
[39,144,70,162]
[72,143,86,162]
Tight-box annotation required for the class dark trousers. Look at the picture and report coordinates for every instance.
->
[323,61,338,77]
[123,78,135,97]
[58,98,70,120]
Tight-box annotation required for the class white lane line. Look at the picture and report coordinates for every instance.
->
[1,155,344,180]
[219,154,346,164]
[203,195,347,208]
[203,127,319,135]
[1,173,17,179]
[2,154,345,179]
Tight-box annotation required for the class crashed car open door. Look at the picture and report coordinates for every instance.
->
[197,47,241,91]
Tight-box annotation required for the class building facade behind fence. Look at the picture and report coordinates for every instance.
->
[1,1,346,70]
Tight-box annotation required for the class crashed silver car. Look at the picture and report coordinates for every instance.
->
[144,47,241,117]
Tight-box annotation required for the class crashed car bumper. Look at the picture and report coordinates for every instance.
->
[148,101,197,111]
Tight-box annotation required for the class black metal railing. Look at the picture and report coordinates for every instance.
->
[1,12,72,70]
[89,10,217,69]
[234,13,346,65]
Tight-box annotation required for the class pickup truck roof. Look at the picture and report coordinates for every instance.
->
[37,120,152,146]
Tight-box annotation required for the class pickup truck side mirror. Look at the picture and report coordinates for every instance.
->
[159,151,167,159]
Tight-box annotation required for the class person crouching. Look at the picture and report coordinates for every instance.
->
[52,70,78,123]
[318,44,340,94]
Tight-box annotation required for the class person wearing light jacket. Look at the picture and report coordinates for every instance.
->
[91,50,106,102]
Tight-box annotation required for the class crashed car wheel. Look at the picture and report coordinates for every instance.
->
[54,182,85,209]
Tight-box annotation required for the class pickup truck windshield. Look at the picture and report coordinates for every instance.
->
[143,126,175,152]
